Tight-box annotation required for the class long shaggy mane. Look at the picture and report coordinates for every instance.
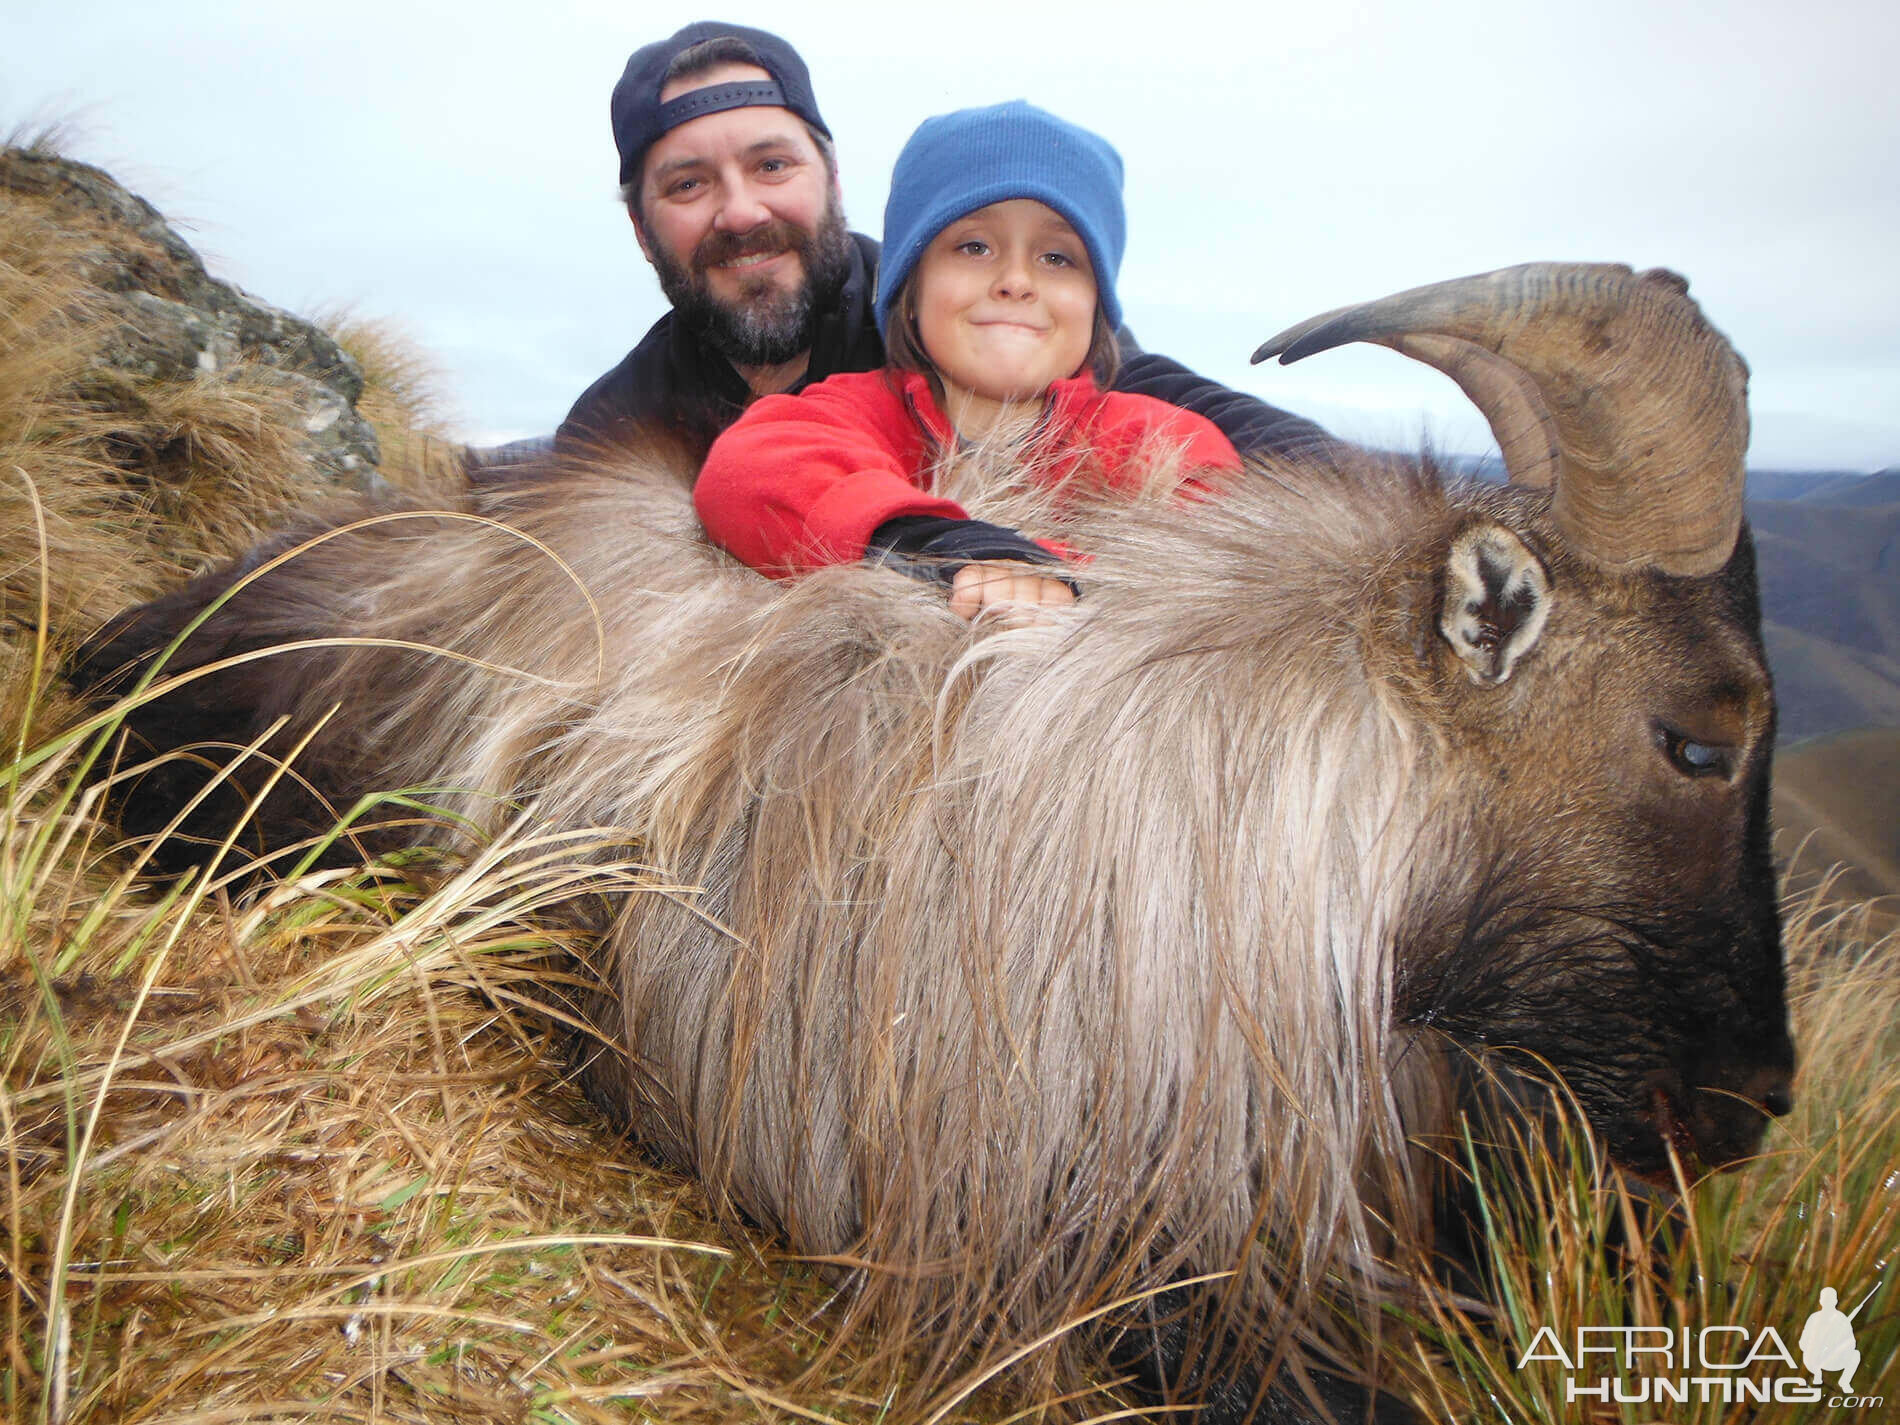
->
[85,439,1514,1400]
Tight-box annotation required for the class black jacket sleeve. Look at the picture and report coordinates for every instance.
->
[1109,330,1340,461]
[555,360,635,454]
[866,516,1079,593]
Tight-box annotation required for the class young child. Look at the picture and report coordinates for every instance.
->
[693,100,1242,619]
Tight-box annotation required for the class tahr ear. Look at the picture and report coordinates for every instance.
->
[1439,524,1552,686]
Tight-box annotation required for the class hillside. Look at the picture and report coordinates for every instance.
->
[1774,725,1900,921]
[1753,472,1900,916]
[1748,474,1900,742]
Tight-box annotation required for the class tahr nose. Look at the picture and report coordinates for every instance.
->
[1745,1065,1795,1118]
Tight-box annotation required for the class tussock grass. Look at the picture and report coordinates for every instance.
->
[1397,887,1899,1424]
[0,160,317,610]
[0,693,914,1423]
[0,140,468,737]
[0,514,1055,1422]
[0,135,482,780]
[5,718,1892,1424]
[320,313,469,500]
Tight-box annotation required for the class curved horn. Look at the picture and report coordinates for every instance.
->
[1252,264,1749,576]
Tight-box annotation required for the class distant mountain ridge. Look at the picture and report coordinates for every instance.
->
[1745,471,1900,742]
[1747,468,1900,505]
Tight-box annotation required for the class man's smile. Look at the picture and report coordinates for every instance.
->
[717,250,789,270]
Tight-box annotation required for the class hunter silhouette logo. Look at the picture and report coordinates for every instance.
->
[1515,1280,1885,1409]
[1800,1285,1875,1394]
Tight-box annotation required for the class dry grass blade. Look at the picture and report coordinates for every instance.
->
[917,1272,1234,1425]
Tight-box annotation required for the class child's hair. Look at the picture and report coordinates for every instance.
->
[874,100,1128,389]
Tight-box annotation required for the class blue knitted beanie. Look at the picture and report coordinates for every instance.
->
[875,101,1126,338]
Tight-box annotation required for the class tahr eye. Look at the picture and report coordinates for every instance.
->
[1656,724,1733,779]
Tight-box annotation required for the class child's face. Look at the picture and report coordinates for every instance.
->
[913,200,1096,405]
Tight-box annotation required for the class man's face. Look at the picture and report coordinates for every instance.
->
[635,61,852,367]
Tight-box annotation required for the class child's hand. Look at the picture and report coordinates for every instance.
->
[948,562,1077,623]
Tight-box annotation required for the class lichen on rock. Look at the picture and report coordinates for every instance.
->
[0,146,385,497]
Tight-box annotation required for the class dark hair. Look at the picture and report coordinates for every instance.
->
[622,38,837,222]
[663,35,758,82]
[882,267,1121,391]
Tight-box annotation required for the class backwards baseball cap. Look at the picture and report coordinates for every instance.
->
[610,21,831,189]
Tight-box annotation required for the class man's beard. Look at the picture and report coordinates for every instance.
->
[652,202,854,368]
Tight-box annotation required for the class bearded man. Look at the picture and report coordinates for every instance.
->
[558,21,1330,462]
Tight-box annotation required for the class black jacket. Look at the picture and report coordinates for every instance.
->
[557,231,1333,462]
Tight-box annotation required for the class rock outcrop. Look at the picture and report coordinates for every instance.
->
[0,148,384,493]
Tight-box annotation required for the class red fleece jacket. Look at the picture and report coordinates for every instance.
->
[694,368,1242,576]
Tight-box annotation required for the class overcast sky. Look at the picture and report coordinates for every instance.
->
[6,0,1896,469]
